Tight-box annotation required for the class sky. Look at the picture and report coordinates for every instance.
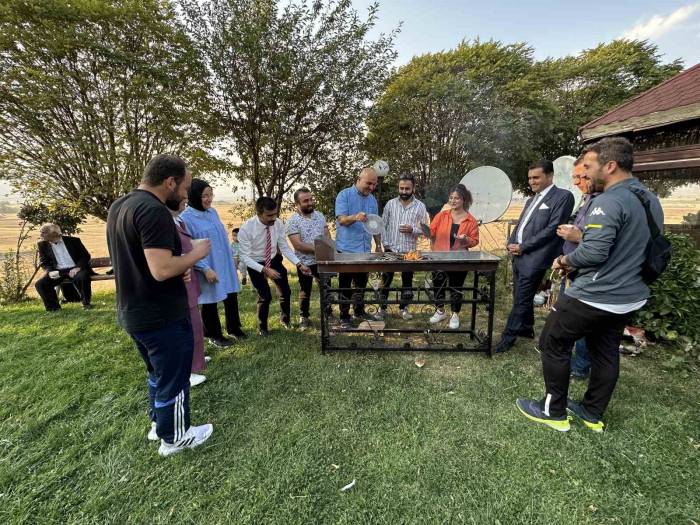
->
[2,1,698,202]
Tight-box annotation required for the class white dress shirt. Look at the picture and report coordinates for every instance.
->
[381,196,428,252]
[50,239,77,270]
[238,216,300,273]
[516,183,555,244]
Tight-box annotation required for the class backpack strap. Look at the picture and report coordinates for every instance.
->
[627,187,661,240]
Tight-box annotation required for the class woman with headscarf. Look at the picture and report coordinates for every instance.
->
[180,178,246,347]
[428,183,479,330]
[167,195,207,386]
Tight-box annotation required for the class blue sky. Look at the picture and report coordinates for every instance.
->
[353,0,700,67]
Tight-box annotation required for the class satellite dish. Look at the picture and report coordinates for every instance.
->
[553,156,583,209]
[459,166,512,223]
[373,160,389,178]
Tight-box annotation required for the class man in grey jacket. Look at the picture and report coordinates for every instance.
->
[516,137,663,433]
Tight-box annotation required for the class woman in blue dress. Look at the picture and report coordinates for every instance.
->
[181,179,247,347]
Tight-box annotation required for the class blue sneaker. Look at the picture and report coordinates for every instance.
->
[566,399,605,433]
[516,398,571,432]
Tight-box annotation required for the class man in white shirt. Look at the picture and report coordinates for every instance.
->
[375,174,427,320]
[239,196,312,336]
[35,223,95,311]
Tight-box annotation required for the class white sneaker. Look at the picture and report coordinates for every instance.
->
[372,310,386,321]
[158,423,213,457]
[449,312,460,329]
[189,373,206,387]
[147,422,158,441]
[429,310,448,324]
[401,308,413,320]
[204,356,212,363]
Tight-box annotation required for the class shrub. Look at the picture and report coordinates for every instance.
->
[633,234,700,359]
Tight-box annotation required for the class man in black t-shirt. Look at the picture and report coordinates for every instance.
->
[107,154,213,457]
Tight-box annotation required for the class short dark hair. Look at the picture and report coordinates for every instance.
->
[398,173,415,186]
[142,154,187,186]
[573,154,584,167]
[528,159,554,176]
[293,187,311,203]
[586,137,634,172]
[255,196,277,214]
[448,184,473,211]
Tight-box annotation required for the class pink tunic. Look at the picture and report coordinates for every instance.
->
[175,218,206,373]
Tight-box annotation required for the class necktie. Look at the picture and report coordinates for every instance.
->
[264,226,272,268]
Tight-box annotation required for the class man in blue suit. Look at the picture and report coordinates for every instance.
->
[496,160,574,354]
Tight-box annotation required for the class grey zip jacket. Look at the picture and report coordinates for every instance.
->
[565,178,664,305]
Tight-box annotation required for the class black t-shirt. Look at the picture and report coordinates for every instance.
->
[106,189,188,332]
[449,223,460,249]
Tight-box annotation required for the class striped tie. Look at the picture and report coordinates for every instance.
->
[264,226,272,269]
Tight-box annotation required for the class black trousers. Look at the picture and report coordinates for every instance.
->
[539,294,630,419]
[501,264,547,341]
[200,292,242,339]
[297,264,331,318]
[432,271,468,313]
[338,272,368,319]
[379,271,414,310]
[247,254,291,330]
[35,269,92,310]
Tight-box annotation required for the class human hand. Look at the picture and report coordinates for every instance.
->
[191,238,211,259]
[298,264,312,276]
[263,266,281,280]
[204,268,218,283]
[49,270,60,279]
[183,268,192,283]
[552,256,571,272]
[507,243,521,255]
[355,212,367,223]
[556,224,582,243]
[399,224,413,234]
[68,267,79,278]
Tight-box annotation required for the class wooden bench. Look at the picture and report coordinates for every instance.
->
[89,256,114,281]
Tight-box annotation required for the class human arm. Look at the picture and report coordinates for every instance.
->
[565,197,622,269]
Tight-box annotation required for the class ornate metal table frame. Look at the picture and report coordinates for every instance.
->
[316,250,501,356]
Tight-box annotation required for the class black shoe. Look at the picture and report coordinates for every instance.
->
[82,304,93,310]
[570,370,589,380]
[494,338,516,354]
[299,317,311,330]
[566,399,604,432]
[208,336,233,348]
[258,329,270,337]
[229,329,247,341]
[339,317,352,329]
[518,329,535,339]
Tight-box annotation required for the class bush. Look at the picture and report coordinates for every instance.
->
[633,234,700,358]
[0,250,37,304]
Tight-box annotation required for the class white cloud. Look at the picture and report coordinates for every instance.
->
[622,4,700,40]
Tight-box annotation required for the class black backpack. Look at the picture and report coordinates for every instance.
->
[628,187,671,284]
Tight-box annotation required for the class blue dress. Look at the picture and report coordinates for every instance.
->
[180,206,240,304]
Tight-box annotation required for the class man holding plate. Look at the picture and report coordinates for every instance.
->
[335,165,383,328]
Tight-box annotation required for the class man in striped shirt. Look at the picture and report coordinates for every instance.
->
[375,174,428,320]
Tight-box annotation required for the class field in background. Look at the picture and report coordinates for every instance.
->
[2,193,698,256]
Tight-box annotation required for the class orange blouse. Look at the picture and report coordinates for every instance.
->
[429,210,479,251]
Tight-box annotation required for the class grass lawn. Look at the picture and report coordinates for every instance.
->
[1,277,698,524]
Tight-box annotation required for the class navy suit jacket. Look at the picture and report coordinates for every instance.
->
[508,185,574,277]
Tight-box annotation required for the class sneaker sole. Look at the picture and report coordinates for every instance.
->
[566,408,605,433]
[516,401,571,432]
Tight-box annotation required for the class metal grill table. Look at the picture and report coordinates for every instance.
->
[315,243,501,356]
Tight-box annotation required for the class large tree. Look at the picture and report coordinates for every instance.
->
[365,40,546,209]
[180,0,398,207]
[0,0,215,221]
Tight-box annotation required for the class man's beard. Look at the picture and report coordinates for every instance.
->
[301,205,315,214]
[165,196,182,211]
[399,193,413,201]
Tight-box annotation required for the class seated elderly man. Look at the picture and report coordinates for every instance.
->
[35,223,94,311]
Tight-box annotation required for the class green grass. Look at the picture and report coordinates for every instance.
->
[1,279,699,524]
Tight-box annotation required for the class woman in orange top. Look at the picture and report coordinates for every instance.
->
[428,184,479,329]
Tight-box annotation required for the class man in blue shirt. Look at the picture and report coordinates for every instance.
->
[335,166,382,327]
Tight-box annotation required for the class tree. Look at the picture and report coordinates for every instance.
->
[0,0,216,221]
[365,40,546,207]
[180,0,398,208]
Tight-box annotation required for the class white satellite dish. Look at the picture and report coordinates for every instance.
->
[459,166,513,223]
[553,155,583,209]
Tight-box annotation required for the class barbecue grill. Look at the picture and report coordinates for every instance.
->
[314,238,501,355]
